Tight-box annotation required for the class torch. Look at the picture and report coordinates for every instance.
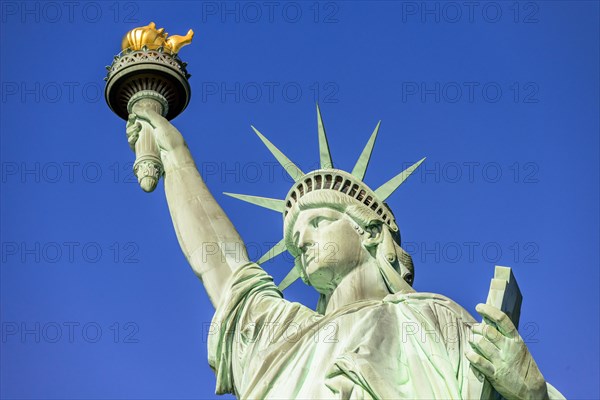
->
[104,22,194,192]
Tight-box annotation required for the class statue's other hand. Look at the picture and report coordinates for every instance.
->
[466,303,549,400]
[126,103,185,153]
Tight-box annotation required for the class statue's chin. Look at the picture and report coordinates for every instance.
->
[306,266,337,294]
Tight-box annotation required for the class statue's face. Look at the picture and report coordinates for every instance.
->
[291,208,371,293]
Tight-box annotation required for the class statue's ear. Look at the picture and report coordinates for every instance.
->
[362,220,384,249]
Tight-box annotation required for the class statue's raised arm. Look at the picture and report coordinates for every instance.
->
[126,104,248,306]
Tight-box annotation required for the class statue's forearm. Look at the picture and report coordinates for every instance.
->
[162,146,249,306]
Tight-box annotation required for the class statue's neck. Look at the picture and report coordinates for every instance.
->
[323,261,390,315]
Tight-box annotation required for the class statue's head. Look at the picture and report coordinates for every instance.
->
[283,173,415,297]
[223,106,423,304]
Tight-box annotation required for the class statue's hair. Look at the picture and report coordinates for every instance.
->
[284,190,415,293]
[284,190,398,248]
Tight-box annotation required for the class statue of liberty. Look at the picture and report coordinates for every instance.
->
[125,103,565,400]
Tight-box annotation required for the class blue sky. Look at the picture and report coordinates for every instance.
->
[1,1,598,399]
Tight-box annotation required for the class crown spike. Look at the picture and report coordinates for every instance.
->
[257,238,287,264]
[374,157,426,201]
[223,192,285,212]
[278,265,301,291]
[251,125,304,182]
[316,104,333,169]
[351,120,381,180]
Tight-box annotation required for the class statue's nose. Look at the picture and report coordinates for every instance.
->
[298,241,314,254]
[298,231,315,253]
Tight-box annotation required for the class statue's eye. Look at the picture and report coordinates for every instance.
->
[312,217,332,228]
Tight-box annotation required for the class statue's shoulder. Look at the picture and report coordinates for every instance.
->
[384,291,476,323]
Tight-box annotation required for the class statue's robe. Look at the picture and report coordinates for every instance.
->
[208,263,564,399]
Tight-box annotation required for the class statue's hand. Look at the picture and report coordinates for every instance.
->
[125,104,186,153]
[466,303,549,400]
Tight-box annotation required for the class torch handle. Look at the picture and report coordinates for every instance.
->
[134,120,163,192]
[129,92,168,193]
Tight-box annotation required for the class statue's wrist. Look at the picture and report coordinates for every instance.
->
[163,145,197,173]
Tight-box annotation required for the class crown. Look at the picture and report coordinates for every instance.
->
[224,105,425,290]
[283,169,399,231]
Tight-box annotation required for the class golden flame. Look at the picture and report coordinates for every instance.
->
[121,22,194,54]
